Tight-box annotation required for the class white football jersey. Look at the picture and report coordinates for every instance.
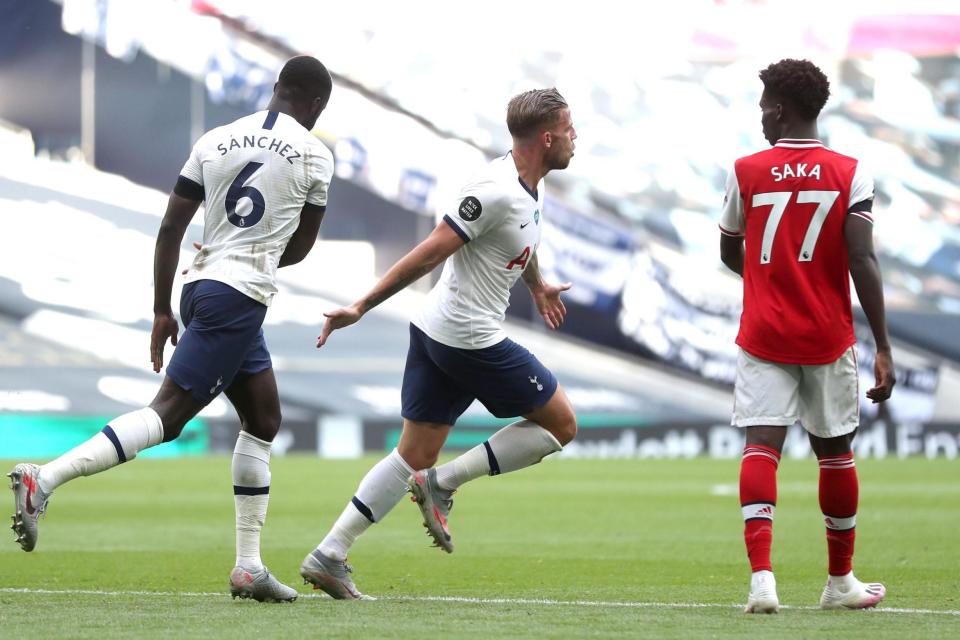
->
[179,110,334,305]
[415,153,544,349]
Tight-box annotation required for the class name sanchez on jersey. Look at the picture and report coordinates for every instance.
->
[771,163,821,182]
[216,135,302,164]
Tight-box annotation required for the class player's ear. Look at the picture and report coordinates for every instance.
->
[544,130,552,148]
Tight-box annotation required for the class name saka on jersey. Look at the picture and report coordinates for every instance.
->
[415,152,544,350]
[179,110,334,306]
[719,139,873,365]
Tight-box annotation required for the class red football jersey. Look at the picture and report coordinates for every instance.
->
[720,139,874,364]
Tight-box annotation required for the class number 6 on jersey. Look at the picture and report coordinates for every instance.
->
[753,190,839,264]
[226,161,266,228]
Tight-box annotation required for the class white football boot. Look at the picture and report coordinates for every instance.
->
[819,572,886,609]
[408,469,454,553]
[8,463,50,552]
[299,549,373,600]
[229,566,298,603]
[745,570,780,614]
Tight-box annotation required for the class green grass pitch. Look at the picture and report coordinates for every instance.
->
[1,455,957,638]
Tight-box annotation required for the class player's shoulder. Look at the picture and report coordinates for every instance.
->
[193,112,259,147]
[272,114,332,160]
[303,131,334,163]
[191,120,235,150]
[222,111,267,134]
[733,147,778,169]
[816,145,862,170]
[462,155,513,197]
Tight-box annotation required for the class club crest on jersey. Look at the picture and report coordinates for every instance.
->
[458,196,482,221]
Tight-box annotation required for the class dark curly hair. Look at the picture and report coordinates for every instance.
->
[277,56,332,110]
[759,59,830,120]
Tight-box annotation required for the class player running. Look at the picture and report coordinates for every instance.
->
[298,88,578,599]
[719,59,895,613]
[8,56,335,603]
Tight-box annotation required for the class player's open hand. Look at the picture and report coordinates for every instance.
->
[150,312,179,373]
[316,303,363,347]
[866,349,896,403]
[531,281,572,330]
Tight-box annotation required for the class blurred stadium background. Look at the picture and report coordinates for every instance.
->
[2,0,960,463]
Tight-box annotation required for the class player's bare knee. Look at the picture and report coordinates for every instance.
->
[555,416,577,446]
[247,410,281,442]
[149,403,182,442]
[537,414,576,446]
[397,442,441,470]
[406,449,440,471]
[160,421,186,443]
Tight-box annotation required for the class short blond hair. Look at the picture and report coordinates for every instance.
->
[506,88,568,139]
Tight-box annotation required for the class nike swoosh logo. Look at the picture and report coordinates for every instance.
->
[24,474,37,515]
[520,222,530,229]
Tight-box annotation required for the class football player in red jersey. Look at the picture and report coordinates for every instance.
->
[719,59,896,613]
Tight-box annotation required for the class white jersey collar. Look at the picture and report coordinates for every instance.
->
[774,138,825,149]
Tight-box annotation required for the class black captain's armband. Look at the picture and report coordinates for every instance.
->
[848,199,873,214]
[174,176,205,202]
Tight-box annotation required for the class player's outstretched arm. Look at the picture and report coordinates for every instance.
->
[521,251,572,330]
[151,192,202,372]
[845,212,896,403]
[316,220,465,347]
[279,203,326,267]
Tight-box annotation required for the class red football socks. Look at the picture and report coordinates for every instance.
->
[818,453,858,576]
[740,445,781,572]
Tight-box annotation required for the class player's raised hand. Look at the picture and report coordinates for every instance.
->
[866,349,896,403]
[531,281,572,330]
[316,303,364,347]
[150,312,180,373]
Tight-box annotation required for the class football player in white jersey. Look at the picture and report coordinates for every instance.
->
[299,89,578,599]
[8,56,334,603]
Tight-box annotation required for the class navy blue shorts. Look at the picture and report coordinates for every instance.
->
[401,323,558,424]
[166,280,271,405]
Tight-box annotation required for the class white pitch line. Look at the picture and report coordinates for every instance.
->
[1,588,958,616]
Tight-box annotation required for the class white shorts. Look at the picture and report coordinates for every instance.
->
[732,346,859,438]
